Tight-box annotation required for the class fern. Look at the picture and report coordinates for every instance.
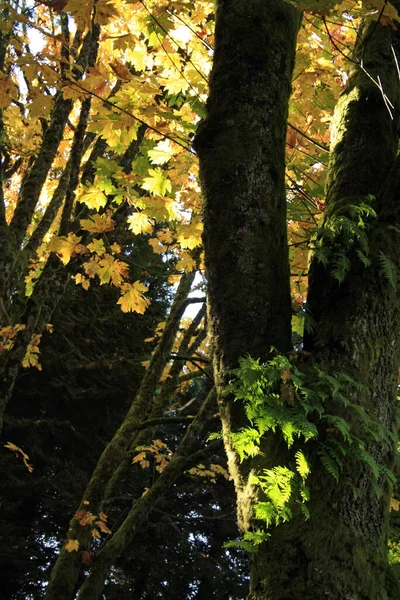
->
[378,251,397,290]
[317,446,341,481]
[331,252,351,282]
[295,450,310,480]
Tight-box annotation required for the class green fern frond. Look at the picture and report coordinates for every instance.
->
[317,446,341,481]
[378,251,397,290]
[331,252,351,283]
[356,248,371,267]
[295,450,310,480]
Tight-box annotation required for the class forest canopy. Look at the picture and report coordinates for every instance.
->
[1,0,400,598]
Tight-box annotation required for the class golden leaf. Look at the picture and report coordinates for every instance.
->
[117,281,150,314]
[80,213,115,233]
[98,255,129,286]
[65,539,80,552]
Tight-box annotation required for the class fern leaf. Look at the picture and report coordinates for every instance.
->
[378,251,397,290]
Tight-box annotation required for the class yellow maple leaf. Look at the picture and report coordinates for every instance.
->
[83,257,100,279]
[95,520,112,535]
[91,528,101,539]
[80,213,115,233]
[148,139,174,165]
[0,72,18,108]
[148,238,166,254]
[127,212,154,235]
[87,238,106,256]
[176,250,197,273]
[64,0,92,29]
[117,281,150,314]
[125,41,153,71]
[78,185,107,210]
[49,233,86,265]
[74,273,90,290]
[98,254,129,286]
[176,217,203,250]
[141,168,172,196]
[110,242,121,254]
[65,539,80,552]
[132,451,150,469]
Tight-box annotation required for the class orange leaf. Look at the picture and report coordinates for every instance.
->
[65,539,80,552]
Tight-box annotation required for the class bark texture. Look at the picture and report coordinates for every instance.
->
[195,0,301,578]
[198,6,400,600]
[253,22,400,600]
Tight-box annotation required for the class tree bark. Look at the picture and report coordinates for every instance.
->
[195,0,301,538]
[197,5,400,600]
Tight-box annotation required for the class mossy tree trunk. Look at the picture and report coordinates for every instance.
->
[197,4,400,599]
[195,0,301,583]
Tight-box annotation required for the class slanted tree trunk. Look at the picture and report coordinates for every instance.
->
[197,3,400,599]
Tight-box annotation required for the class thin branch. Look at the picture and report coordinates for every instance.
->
[287,122,329,152]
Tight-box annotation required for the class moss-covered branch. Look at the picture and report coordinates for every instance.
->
[44,271,196,600]
[75,389,217,600]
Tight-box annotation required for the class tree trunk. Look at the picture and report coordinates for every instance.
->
[194,0,301,535]
[197,4,400,600]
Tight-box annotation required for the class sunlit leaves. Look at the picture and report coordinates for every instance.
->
[127,212,154,235]
[80,213,115,233]
[98,255,129,286]
[78,185,107,211]
[142,168,172,195]
[148,139,174,165]
[117,281,150,313]
[49,234,86,265]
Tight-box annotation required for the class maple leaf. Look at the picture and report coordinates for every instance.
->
[127,212,154,235]
[74,273,90,290]
[95,520,112,535]
[75,510,96,526]
[176,250,197,273]
[176,217,203,250]
[64,0,92,29]
[148,237,166,254]
[98,255,129,286]
[83,257,100,279]
[22,334,42,371]
[132,451,150,469]
[95,0,120,26]
[65,539,80,552]
[110,242,121,254]
[148,139,174,165]
[109,60,134,81]
[49,233,86,265]
[142,168,172,196]
[80,213,115,233]
[117,281,150,314]
[0,72,18,108]
[78,185,107,210]
[87,238,106,256]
